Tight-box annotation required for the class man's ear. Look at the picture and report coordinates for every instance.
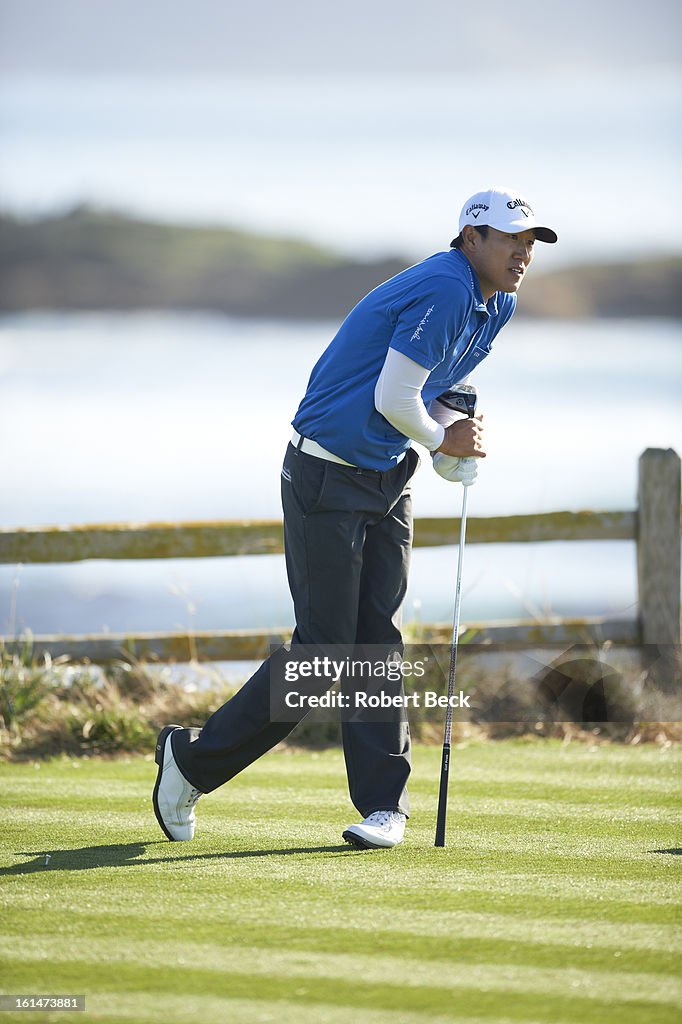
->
[460,225,479,250]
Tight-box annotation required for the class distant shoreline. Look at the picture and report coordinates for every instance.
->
[1,208,680,321]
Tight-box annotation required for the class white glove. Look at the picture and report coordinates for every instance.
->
[432,454,478,486]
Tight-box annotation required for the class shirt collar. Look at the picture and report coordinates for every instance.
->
[453,249,500,317]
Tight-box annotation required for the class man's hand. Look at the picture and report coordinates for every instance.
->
[435,414,486,458]
[432,454,478,486]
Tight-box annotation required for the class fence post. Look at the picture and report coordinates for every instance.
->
[637,449,681,654]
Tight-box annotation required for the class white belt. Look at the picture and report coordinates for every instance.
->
[291,430,356,466]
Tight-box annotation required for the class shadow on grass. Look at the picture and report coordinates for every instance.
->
[650,848,682,855]
[2,841,360,876]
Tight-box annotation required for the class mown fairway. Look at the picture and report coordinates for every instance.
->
[0,741,680,1023]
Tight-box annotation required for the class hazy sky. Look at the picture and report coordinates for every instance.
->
[1,0,679,263]
[1,0,680,75]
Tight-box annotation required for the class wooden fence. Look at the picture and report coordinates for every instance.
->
[0,448,679,664]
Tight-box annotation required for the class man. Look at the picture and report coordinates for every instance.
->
[153,186,558,849]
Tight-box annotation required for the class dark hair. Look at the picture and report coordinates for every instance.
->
[451,225,488,249]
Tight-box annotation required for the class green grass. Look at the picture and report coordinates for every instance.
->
[0,741,680,1023]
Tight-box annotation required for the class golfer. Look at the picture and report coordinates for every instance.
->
[153,186,557,849]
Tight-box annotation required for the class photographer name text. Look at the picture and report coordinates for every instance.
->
[284,690,470,709]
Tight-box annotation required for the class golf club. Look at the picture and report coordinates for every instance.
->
[434,383,477,848]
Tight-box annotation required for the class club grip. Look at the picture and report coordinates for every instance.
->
[434,742,451,847]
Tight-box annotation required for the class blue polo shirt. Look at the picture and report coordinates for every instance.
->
[292,249,516,470]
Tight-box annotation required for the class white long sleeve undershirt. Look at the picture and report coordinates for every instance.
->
[374,348,465,452]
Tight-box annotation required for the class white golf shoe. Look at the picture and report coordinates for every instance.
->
[342,810,406,849]
[152,725,202,841]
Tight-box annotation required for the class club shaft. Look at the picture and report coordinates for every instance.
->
[434,743,450,846]
[434,483,469,847]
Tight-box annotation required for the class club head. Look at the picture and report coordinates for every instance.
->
[437,383,478,417]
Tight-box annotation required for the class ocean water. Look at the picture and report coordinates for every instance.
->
[0,312,680,636]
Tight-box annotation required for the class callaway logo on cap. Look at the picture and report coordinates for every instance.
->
[451,186,558,245]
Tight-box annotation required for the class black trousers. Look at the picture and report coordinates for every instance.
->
[172,441,419,817]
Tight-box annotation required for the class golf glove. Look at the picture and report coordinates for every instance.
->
[432,454,478,487]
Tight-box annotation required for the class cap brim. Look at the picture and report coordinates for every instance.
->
[532,226,558,244]
[451,224,558,247]
[501,217,558,243]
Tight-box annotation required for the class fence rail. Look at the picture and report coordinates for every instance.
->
[1,449,679,663]
[0,510,638,564]
[8,619,642,666]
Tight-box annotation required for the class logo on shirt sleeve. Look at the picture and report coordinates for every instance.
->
[410,304,435,343]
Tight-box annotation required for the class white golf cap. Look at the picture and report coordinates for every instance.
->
[451,186,558,246]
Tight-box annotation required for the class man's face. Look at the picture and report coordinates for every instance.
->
[464,226,536,299]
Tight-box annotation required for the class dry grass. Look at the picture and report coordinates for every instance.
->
[1,637,680,761]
